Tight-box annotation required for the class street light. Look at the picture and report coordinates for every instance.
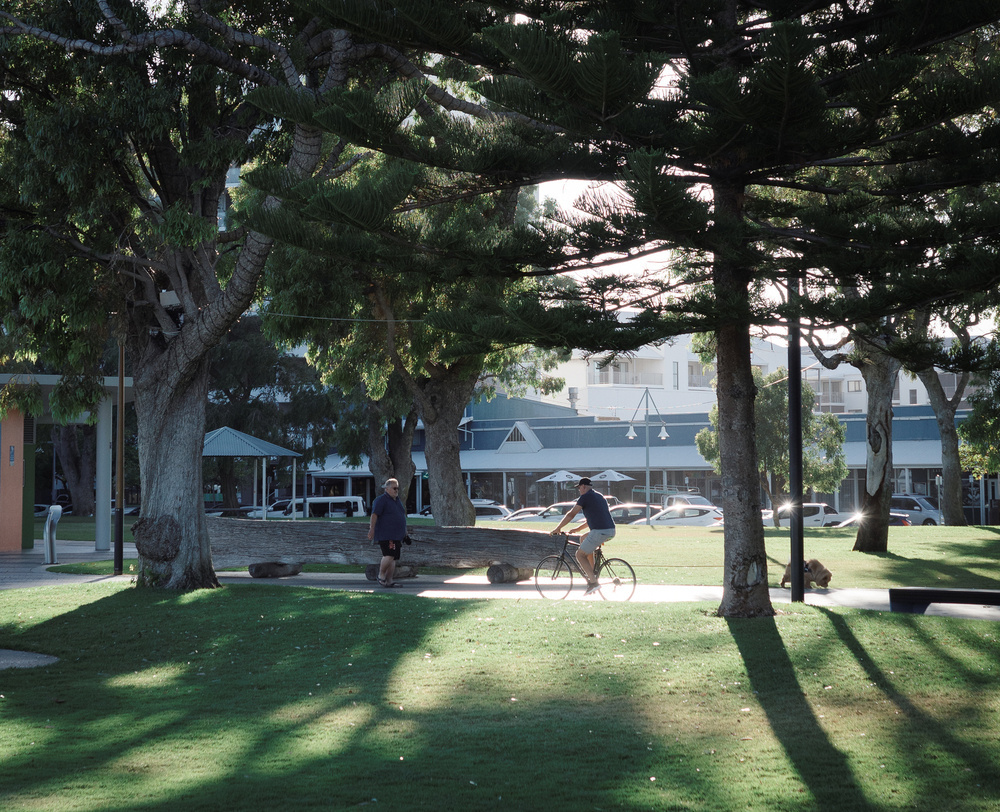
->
[626,387,669,523]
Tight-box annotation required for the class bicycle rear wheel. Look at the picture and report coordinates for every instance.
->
[595,557,636,601]
[534,555,573,599]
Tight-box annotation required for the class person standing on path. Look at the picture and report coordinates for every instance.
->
[368,478,408,588]
[550,477,616,594]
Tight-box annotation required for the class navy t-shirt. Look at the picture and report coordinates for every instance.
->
[577,489,614,530]
[371,493,407,541]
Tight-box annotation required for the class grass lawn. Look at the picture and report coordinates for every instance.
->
[1,580,999,811]
[48,520,1000,591]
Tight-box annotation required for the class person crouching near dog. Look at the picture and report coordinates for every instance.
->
[368,478,407,588]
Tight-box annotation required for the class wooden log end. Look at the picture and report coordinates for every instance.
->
[248,562,303,579]
[486,563,535,584]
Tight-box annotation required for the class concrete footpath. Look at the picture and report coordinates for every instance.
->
[3,539,999,669]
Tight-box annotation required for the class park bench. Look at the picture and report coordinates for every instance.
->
[888,587,1000,614]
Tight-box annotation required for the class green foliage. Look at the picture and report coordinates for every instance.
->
[958,344,1000,475]
[696,367,848,501]
[0,381,42,421]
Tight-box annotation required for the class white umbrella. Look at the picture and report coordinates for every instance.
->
[535,470,584,483]
[589,469,635,497]
[589,469,635,483]
[535,470,583,505]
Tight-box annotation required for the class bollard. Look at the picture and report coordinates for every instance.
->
[44,504,63,565]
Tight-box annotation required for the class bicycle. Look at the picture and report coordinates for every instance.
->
[534,533,636,601]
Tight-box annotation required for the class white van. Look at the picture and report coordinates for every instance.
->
[276,496,368,518]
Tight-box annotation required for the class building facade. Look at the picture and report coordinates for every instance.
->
[310,337,996,521]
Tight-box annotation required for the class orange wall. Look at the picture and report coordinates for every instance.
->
[0,411,25,552]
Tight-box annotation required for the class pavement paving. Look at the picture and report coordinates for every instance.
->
[3,538,999,669]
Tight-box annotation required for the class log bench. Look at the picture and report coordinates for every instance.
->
[207,516,563,583]
[888,587,1000,614]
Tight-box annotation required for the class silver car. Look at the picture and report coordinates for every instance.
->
[635,505,724,526]
[890,494,942,525]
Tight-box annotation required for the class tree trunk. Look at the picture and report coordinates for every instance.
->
[716,320,773,616]
[366,405,417,504]
[52,424,96,516]
[420,372,477,526]
[366,407,394,491]
[854,351,901,552]
[712,185,773,618]
[917,368,967,526]
[218,456,240,508]
[387,411,418,505]
[132,355,219,589]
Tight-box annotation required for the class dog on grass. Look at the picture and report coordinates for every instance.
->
[780,559,832,589]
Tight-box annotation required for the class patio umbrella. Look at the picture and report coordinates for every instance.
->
[589,469,635,495]
[535,470,584,483]
[535,470,583,505]
[589,469,635,483]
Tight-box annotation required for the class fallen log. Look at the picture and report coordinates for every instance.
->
[486,564,536,584]
[207,517,564,571]
[248,562,303,579]
[364,564,419,581]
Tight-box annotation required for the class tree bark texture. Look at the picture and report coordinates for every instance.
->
[133,357,219,589]
[206,517,564,570]
[52,424,96,516]
[716,321,773,616]
[917,368,967,526]
[854,352,901,552]
[414,370,479,527]
[712,183,773,618]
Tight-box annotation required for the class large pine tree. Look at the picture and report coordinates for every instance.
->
[272,1,1000,615]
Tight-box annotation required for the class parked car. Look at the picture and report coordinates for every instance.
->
[662,492,715,509]
[248,495,367,519]
[608,503,660,524]
[836,511,912,528]
[475,503,512,520]
[246,500,292,519]
[634,505,725,526]
[503,506,546,521]
[890,494,942,525]
[519,501,579,521]
[412,499,509,520]
[761,502,846,527]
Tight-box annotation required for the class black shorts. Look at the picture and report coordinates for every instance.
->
[378,539,402,560]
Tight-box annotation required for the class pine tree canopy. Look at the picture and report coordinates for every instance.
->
[259,1,1000,352]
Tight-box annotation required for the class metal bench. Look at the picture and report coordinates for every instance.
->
[888,587,1000,614]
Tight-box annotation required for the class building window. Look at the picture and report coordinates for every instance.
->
[688,361,715,389]
[909,389,918,405]
[847,379,862,392]
[672,361,679,390]
[591,361,627,385]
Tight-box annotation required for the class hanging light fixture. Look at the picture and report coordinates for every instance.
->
[626,388,670,523]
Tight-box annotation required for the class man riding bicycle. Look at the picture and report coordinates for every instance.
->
[550,477,616,594]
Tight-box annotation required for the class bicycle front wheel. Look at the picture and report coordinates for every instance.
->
[534,555,573,599]
[595,557,636,601]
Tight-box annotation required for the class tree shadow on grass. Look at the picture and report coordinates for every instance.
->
[726,616,871,810]
[0,585,699,811]
[816,606,1000,797]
